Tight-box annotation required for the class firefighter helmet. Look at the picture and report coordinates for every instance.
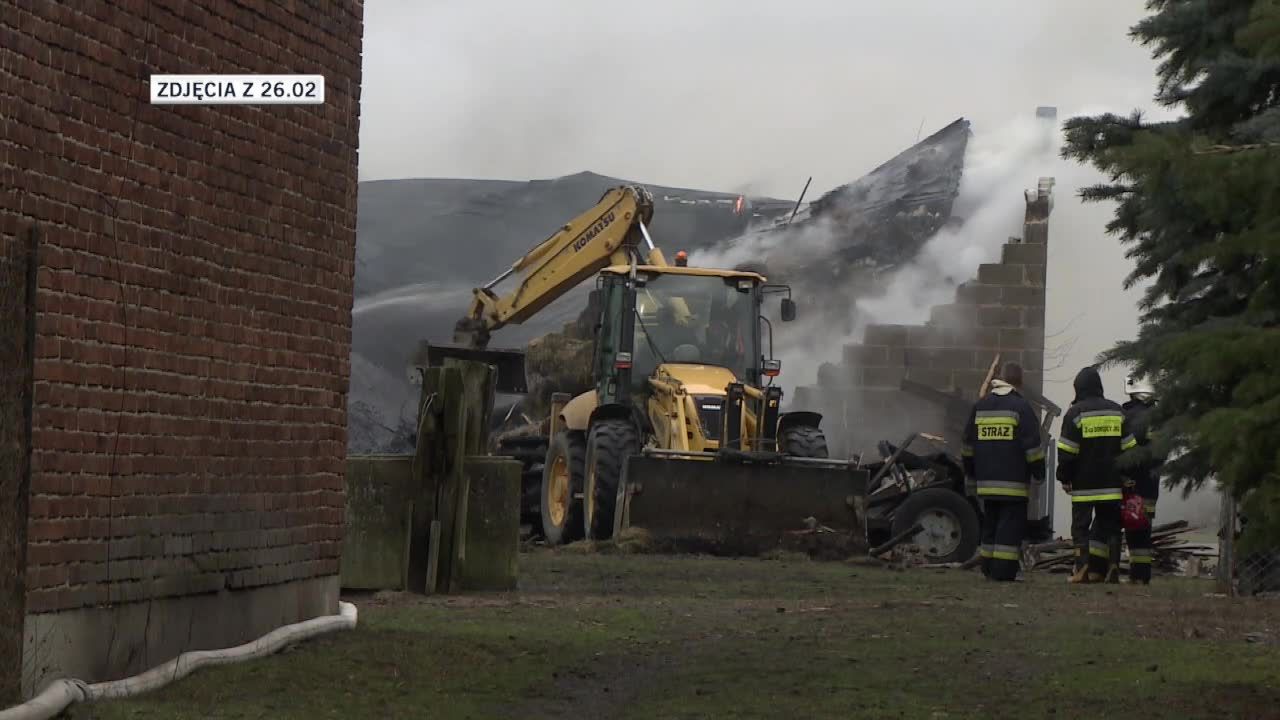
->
[1124,373,1155,399]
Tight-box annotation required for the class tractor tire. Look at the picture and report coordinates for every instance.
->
[889,488,980,564]
[540,431,586,546]
[780,424,829,458]
[583,419,639,541]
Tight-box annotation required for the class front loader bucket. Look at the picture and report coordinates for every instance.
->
[420,343,529,394]
[616,450,869,557]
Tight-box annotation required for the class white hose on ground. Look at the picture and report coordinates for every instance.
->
[0,601,358,720]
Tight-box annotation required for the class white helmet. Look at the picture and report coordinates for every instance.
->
[1124,373,1155,399]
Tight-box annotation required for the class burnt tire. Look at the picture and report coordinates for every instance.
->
[780,425,829,458]
[584,419,639,541]
[890,488,980,564]
[541,431,586,546]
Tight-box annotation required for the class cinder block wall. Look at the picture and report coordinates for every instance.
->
[794,180,1052,459]
[1,2,363,697]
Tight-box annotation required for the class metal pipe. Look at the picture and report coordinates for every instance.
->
[637,219,657,252]
[483,266,516,290]
[869,522,924,556]
[637,447,856,469]
[787,177,812,225]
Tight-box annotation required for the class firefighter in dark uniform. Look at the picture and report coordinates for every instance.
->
[961,362,1045,581]
[1057,366,1137,583]
[1117,374,1160,583]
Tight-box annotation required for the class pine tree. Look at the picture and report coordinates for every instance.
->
[1061,0,1280,548]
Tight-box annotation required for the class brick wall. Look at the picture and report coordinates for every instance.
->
[1,1,363,691]
[794,179,1053,458]
[1,230,36,704]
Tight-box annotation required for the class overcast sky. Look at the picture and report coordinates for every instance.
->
[356,1,1219,523]
[359,0,1166,198]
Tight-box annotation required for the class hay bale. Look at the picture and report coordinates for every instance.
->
[524,331,594,419]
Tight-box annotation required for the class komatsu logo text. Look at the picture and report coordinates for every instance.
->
[573,212,615,252]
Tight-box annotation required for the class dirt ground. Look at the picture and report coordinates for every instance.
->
[68,548,1280,720]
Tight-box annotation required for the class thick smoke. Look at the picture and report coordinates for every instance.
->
[692,109,1222,530]
[688,114,1060,401]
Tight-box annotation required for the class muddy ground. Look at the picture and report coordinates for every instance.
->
[69,549,1280,719]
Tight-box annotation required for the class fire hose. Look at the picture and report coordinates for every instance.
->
[0,601,358,720]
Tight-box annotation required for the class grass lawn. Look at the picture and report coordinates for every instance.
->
[68,548,1280,720]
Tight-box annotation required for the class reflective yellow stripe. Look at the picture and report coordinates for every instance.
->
[1079,413,1123,438]
[978,486,1030,498]
[1089,541,1110,558]
[1026,447,1045,462]
[991,544,1021,561]
[976,417,1016,441]
[1057,439,1080,454]
[979,545,994,558]
[1072,493,1124,502]
[961,444,974,457]
[1121,434,1137,451]
[1129,550,1153,563]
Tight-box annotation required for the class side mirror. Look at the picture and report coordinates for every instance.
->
[780,298,796,322]
[763,359,781,377]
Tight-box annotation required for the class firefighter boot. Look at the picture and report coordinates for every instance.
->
[1069,551,1094,584]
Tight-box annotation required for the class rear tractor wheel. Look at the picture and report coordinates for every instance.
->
[540,431,586,545]
[583,419,640,540]
[780,424,829,458]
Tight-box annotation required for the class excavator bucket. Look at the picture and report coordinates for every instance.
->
[615,449,869,556]
[420,343,529,394]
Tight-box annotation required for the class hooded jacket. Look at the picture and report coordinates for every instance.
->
[1056,367,1136,502]
[961,379,1046,500]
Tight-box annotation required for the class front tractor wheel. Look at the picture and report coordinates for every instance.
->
[780,424,829,458]
[583,419,639,541]
[541,431,586,546]
[889,488,980,564]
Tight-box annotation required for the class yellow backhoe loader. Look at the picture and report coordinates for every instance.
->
[421,185,868,554]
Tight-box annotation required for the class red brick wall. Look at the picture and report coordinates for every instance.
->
[794,180,1053,458]
[0,2,363,615]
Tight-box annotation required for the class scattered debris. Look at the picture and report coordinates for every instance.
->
[1025,521,1216,577]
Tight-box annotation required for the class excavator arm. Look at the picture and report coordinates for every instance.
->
[418,185,671,394]
[453,185,669,348]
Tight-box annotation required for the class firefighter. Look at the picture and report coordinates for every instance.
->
[961,362,1045,581]
[1118,374,1160,583]
[1057,366,1137,583]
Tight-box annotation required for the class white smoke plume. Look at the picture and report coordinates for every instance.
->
[691,109,1221,530]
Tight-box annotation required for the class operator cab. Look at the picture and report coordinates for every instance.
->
[589,265,796,405]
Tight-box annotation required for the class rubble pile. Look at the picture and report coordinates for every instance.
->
[1025,521,1218,577]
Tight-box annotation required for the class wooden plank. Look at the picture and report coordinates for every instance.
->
[457,456,522,591]
[449,469,471,593]
[405,367,442,594]
[425,520,441,596]
[433,366,468,593]
[341,455,414,590]
[978,353,1001,396]
[448,358,497,455]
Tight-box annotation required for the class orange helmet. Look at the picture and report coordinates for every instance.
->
[674,250,688,267]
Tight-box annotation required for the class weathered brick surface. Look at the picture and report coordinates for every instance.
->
[977,263,1026,286]
[1,3,364,615]
[954,283,1002,305]
[1001,242,1047,265]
